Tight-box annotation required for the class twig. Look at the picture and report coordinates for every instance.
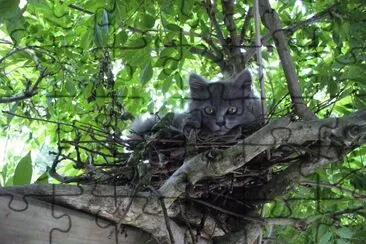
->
[191,198,266,224]
[254,0,267,121]
[240,7,253,43]
[149,186,175,244]
[204,0,226,47]
[299,180,366,198]
[189,46,225,70]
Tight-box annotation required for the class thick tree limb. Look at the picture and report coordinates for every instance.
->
[159,109,366,208]
[214,222,263,244]
[0,184,211,244]
[258,0,317,120]
[244,110,366,201]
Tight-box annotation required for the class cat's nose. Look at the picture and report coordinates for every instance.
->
[216,120,225,127]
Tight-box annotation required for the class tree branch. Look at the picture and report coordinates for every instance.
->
[258,0,317,120]
[240,7,253,44]
[1,110,365,242]
[159,109,366,208]
[221,0,242,73]
[243,111,366,201]
[0,48,47,104]
[189,46,225,70]
[243,3,338,75]
[204,0,226,48]
[214,222,263,244]
[0,184,210,244]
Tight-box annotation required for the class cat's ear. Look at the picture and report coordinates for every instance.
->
[188,73,209,98]
[232,69,252,89]
[189,73,207,89]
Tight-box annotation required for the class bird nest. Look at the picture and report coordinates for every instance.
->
[48,117,297,217]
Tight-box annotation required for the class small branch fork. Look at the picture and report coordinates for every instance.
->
[0,47,48,104]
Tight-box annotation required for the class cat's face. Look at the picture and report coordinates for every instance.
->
[188,70,260,135]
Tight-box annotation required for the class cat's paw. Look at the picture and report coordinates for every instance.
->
[183,124,198,142]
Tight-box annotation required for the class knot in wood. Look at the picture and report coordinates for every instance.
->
[344,125,366,144]
[205,149,222,161]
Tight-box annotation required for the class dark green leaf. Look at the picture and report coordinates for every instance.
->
[166,23,181,32]
[141,14,155,29]
[0,0,20,19]
[350,173,366,190]
[319,232,332,244]
[13,152,33,185]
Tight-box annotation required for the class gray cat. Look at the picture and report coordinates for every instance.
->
[131,69,262,137]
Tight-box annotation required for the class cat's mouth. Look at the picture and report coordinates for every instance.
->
[215,127,229,135]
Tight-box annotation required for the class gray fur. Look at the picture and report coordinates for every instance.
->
[130,114,160,135]
[130,69,262,136]
[187,69,262,135]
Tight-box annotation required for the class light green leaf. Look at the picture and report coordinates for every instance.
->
[175,73,183,89]
[336,227,354,239]
[28,0,50,9]
[140,62,153,85]
[34,172,49,184]
[65,80,76,96]
[7,103,18,124]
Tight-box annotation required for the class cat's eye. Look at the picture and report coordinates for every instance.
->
[227,106,238,114]
[204,106,215,115]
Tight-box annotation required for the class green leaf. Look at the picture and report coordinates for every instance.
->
[319,232,332,244]
[175,73,183,89]
[140,62,153,85]
[0,0,20,19]
[350,172,366,190]
[166,23,181,32]
[13,152,33,185]
[141,14,155,29]
[161,16,181,31]
[34,172,49,184]
[7,103,18,124]
[28,0,50,9]
[101,9,109,36]
[336,227,354,239]
[4,11,25,44]
[65,80,76,96]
